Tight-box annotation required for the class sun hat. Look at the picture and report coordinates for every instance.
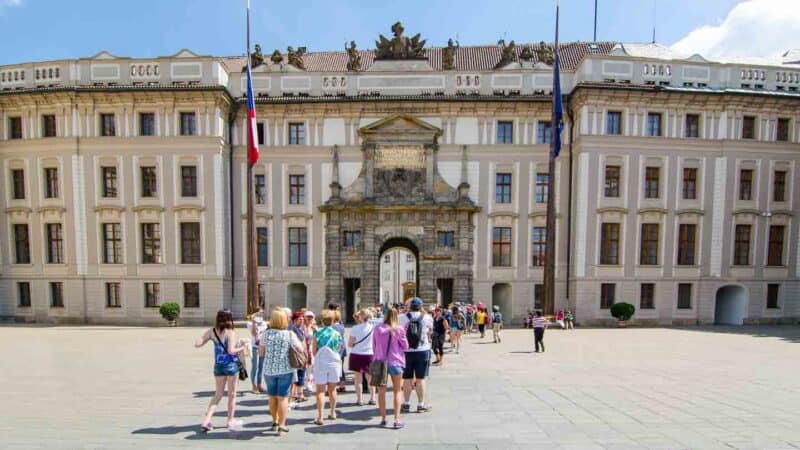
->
[304,311,315,318]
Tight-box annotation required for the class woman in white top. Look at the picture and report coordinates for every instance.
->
[348,308,376,405]
[247,308,267,393]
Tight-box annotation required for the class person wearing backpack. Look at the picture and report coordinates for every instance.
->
[491,305,503,343]
[398,297,434,413]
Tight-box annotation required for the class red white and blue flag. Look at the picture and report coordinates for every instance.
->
[246,63,259,166]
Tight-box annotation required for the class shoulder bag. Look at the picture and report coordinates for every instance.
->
[213,328,248,381]
[368,328,391,387]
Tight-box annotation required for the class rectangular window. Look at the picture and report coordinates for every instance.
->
[773,171,786,203]
[46,223,63,264]
[257,227,269,266]
[766,284,780,309]
[534,284,544,310]
[11,169,25,199]
[256,122,265,145]
[640,223,659,265]
[646,112,662,136]
[288,227,308,266]
[600,283,615,309]
[18,282,31,307]
[100,113,116,137]
[141,223,162,264]
[531,226,547,267]
[604,165,620,198]
[44,168,58,198]
[257,284,266,308]
[644,167,660,199]
[179,112,196,136]
[288,122,305,145]
[13,224,30,264]
[180,222,201,264]
[342,231,362,249]
[739,169,753,201]
[180,165,197,197]
[734,224,751,266]
[640,283,655,310]
[289,174,305,205]
[776,118,790,142]
[536,121,551,144]
[106,282,121,308]
[495,173,512,204]
[144,282,160,308]
[102,223,123,264]
[437,231,455,248]
[139,113,155,136]
[406,254,414,263]
[606,111,622,135]
[406,270,415,281]
[767,225,785,266]
[255,174,266,205]
[102,166,117,198]
[50,282,64,308]
[677,224,696,266]
[742,115,756,139]
[685,114,699,138]
[141,166,157,197]
[677,283,692,309]
[9,117,22,139]
[497,121,514,144]
[683,168,697,200]
[535,173,549,204]
[42,114,57,137]
[492,227,512,267]
[600,223,619,265]
[184,282,200,308]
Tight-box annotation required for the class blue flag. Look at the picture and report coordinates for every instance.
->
[551,44,563,158]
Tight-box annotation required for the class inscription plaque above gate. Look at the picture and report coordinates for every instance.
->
[375,145,425,169]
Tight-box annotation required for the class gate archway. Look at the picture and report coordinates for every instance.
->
[714,285,747,325]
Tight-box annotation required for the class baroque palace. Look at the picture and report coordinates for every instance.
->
[1,23,799,325]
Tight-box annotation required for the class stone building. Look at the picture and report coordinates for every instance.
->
[1,26,799,325]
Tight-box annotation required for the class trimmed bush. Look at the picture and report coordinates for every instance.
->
[159,302,181,322]
[610,302,635,322]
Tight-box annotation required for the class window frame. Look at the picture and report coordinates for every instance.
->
[144,282,160,308]
[102,222,123,264]
[676,223,696,266]
[141,223,162,264]
[733,224,751,266]
[184,282,200,308]
[646,112,662,137]
[604,165,620,198]
[535,173,549,204]
[43,167,59,199]
[495,173,512,204]
[180,222,202,265]
[766,284,780,309]
[180,165,198,197]
[437,231,455,248]
[18,282,31,308]
[640,283,655,310]
[288,227,308,267]
[140,166,158,198]
[106,282,121,308]
[288,122,306,145]
[776,118,789,142]
[179,111,196,136]
[100,113,116,137]
[536,121,551,144]
[13,223,30,264]
[139,112,156,136]
[11,169,25,200]
[257,227,269,266]
[101,166,118,198]
[739,169,753,201]
[644,166,660,199]
[8,116,23,139]
[685,114,699,138]
[531,226,547,267]
[606,111,622,135]
[255,174,266,205]
[773,170,786,203]
[639,223,660,266]
[289,174,305,205]
[742,115,756,139]
[497,120,514,144]
[342,230,362,250]
[766,225,785,266]
[491,226,513,267]
[42,114,57,138]
[677,283,692,309]
[682,167,697,200]
[600,283,615,309]
[45,223,64,264]
[50,282,64,308]
[599,223,620,265]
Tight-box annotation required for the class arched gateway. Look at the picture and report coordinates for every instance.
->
[320,115,480,307]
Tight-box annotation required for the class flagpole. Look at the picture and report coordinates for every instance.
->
[543,0,560,316]
[245,0,258,316]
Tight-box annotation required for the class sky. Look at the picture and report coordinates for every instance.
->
[0,0,797,65]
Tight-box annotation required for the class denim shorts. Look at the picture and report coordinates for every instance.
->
[213,361,239,377]
[294,368,306,387]
[266,372,293,397]
[388,365,403,377]
[402,350,431,379]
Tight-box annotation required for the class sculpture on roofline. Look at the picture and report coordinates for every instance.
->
[270,49,283,64]
[375,21,426,59]
[520,44,534,62]
[345,40,361,71]
[442,38,457,70]
[536,41,555,65]
[495,39,517,69]
[250,44,264,68]
[287,46,307,70]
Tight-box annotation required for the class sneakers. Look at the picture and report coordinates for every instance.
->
[226,419,243,432]
[393,421,405,429]
[401,404,411,413]
[417,405,431,413]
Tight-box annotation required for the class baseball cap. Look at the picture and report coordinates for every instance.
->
[410,297,423,309]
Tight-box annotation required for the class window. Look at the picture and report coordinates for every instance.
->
[13,224,30,264]
[742,116,755,139]
[536,121,551,144]
[437,231,455,248]
[600,283,615,309]
[288,122,305,145]
[184,282,200,308]
[640,223,659,265]
[677,283,692,309]
[739,169,753,201]
[257,227,269,266]
[106,282,121,308]
[44,168,58,198]
[640,283,655,309]
[734,224,751,266]
[606,111,622,135]
[181,166,197,197]
[646,113,662,136]
[677,224,696,266]
[531,226,547,267]
[179,112,196,136]
[406,254,414,263]
[256,122,265,145]
[141,166,157,197]
[406,270,415,281]
[766,284,780,309]
[776,118,790,142]
[144,282,160,308]
[685,114,699,138]
[288,227,308,266]
[534,284,544,310]
[767,225,784,266]
[644,167,660,199]
[604,166,620,197]
[682,168,697,200]
[535,173,549,204]
[289,174,305,204]
[599,223,619,265]
[102,223,123,264]
[497,121,514,144]
[11,169,25,199]
[257,284,266,308]
[8,117,22,139]
[18,282,31,307]
[773,171,786,203]
[100,113,116,137]
[180,222,201,264]
[495,173,512,204]
[492,227,512,267]
[46,223,63,264]
[139,113,155,136]
[255,174,266,205]
[42,114,57,138]
[141,223,161,264]
[101,167,117,198]
[384,255,391,264]
[342,231,362,249]
[50,282,64,308]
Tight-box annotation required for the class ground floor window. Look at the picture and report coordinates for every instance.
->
[600,283,615,309]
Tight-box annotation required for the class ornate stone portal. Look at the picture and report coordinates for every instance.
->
[320,115,479,307]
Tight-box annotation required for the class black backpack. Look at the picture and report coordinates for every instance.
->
[406,313,424,349]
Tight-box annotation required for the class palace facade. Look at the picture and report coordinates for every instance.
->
[1,25,799,325]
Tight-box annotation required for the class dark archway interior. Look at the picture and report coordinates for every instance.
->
[715,285,747,325]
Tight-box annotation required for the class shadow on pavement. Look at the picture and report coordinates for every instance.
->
[192,391,246,398]
[675,325,800,343]
[509,350,535,354]
[304,423,379,434]
[132,424,200,435]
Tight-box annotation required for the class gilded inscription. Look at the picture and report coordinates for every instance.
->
[375,145,425,169]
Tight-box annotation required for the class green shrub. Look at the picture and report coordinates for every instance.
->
[159,302,181,322]
[610,302,635,321]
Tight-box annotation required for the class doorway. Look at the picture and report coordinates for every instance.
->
[287,283,307,312]
[437,278,454,307]
[379,238,419,306]
[344,278,361,324]
[492,283,512,322]
[714,285,747,325]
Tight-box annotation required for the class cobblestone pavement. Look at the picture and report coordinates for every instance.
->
[1,325,800,449]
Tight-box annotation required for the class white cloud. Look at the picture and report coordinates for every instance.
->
[0,0,23,14]
[671,0,800,59]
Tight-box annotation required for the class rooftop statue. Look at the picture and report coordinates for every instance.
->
[375,21,426,59]
[287,46,307,70]
[495,39,517,69]
[270,49,283,64]
[250,44,264,69]
[519,44,534,62]
[345,40,361,71]
[536,41,555,65]
[442,38,457,70]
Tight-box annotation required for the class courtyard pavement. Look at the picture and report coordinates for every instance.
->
[1,325,799,449]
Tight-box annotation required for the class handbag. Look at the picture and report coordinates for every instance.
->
[368,328,391,387]
[213,328,248,381]
[288,331,308,369]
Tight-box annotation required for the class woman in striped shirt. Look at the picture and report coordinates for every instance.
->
[532,311,548,353]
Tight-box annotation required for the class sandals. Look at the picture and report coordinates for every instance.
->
[277,426,289,436]
[313,418,325,426]
[270,422,278,432]
[393,421,405,429]
[200,421,212,433]
[368,400,376,405]
[380,419,387,427]
[327,414,337,421]
[355,401,364,406]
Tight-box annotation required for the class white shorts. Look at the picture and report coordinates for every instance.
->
[313,365,341,385]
